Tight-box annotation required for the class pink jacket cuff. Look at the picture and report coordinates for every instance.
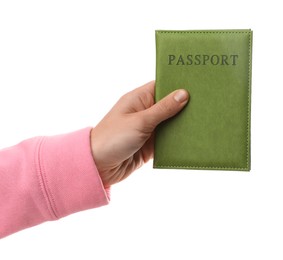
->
[0,127,109,238]
[37,127,110,219]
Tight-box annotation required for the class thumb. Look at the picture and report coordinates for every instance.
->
[143,89,189,128]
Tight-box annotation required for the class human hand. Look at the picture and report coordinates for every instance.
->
[91,81,189,187]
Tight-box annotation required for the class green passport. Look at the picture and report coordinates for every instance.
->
[153,29,252,171]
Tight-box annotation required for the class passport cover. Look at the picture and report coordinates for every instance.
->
[153,29,252,171]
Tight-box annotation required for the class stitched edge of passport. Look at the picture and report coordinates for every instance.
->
[156,30,250,34]
[154,30,252,171]
[153,165,249,171]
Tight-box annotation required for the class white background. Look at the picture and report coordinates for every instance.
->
[0,0,283,259]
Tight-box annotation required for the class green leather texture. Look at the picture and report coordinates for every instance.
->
[154,30,252,171]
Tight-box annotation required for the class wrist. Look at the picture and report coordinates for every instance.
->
[90,127,108,187]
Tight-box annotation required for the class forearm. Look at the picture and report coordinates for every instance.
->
[0,127,109,239]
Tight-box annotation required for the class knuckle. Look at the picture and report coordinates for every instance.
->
[158,99,174,114]
[137,113,156,132]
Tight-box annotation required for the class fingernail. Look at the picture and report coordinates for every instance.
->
[174,90,188,103]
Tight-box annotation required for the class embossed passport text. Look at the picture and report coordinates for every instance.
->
[154,30,253,171]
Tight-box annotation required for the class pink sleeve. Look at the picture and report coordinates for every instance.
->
[0,127,109,239]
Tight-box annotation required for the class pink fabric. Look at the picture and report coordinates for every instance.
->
[0,127,109,239]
